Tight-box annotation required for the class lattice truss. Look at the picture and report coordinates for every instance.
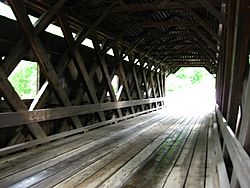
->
[0,0,222,147]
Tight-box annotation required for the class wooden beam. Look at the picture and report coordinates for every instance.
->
[115,59,136,113]
[193,27,218,53]
[74,4,114,46]
[122,37,145,59]
[221,0,237,116]
[213,122,230,188]
[58,12,106,122]
[102,29,128,54]
[134,46,155,65]
[115,20,214,29]
[198,0,225,23]
[132,66,145,110]
[80,1,220,15]
[0,106,163,157]
[2,0,66,76]
[149,70,157,107]
[141,67,152,109]
[182,1,221,43]
[91,35,123,118]
[216,108,250,188]
[8,0,82,128]
[0,98,165,127]
[226,7,250,131]
[156,73,163,98]
[30,5,113,110]
[0,67,46,139]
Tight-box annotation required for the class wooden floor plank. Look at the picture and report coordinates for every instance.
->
[98,117,192,188]
[0,110,162,172]
[0,111,161,166]
[53,116,180,188]
[0,110,218,188]
[161,114,208,188]
[184,114,210,188]
[0,111,169,187]
[139,115,201,188]
[29,115,177,188]
[122,115,195,188]
[74,116,183,188]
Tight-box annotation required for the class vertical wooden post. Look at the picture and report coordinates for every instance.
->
[226,0,250,132]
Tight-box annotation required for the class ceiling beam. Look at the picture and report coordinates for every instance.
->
[198,0,225,23]
[181,1,221,43]
[80,1,221,15]
[114,20,215,29]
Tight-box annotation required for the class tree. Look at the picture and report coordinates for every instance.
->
[8,61,38,99]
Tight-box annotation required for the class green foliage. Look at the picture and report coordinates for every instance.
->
[8,61,38,99]
[191,69,203,84]
[167,67,211,92]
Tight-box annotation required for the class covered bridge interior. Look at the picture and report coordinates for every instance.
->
[0,0,249,187]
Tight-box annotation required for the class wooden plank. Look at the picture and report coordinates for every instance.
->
[8,0,82,128]
[205,116,219,188]
[0,111,164,167]
[0,110,161,164]
[0,97,164,128]
[53,114,177,188]
[75,116,184,188]
[0,107,162,156]
[151,116,203,188]
[213,122,230,188]
[123,116,195,188]
[216,108,250,188]
[0,113,169,187]
[28,114,174,188]
[184,115,209,188]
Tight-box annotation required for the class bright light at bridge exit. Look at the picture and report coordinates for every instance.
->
[165,67,216,114]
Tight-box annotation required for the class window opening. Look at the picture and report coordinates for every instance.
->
[8,60,39,99]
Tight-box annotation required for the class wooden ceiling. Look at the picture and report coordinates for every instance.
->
[21,0,222,74]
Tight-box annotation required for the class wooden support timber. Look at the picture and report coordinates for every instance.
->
[1,1,250,188]
[8,0,83,130]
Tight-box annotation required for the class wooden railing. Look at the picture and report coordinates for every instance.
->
[0,97,165,156]
[216,106,250,188]
[0,97,165,128]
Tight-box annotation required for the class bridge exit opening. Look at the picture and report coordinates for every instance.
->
[166,67,216,114]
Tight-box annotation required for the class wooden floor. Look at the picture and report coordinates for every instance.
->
[0,109,215,188]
